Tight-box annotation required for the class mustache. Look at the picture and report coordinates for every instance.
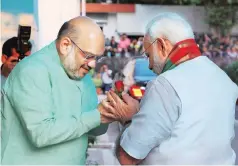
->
[80,64,92,71]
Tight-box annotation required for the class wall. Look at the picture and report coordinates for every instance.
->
[102,14,118,39]
[36,0,80,50]
[117,5,210,35]
[87,13,120,40]
[89,5,238,38]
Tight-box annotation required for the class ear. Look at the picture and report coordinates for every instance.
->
[59,37,72,56]
[157,38,170,58]
[156,38,166,51]
[2,54,8,63]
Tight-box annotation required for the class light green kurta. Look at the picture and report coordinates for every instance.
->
[1,42,108,165]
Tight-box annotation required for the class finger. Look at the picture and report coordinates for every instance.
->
[101,111,116,120]
[105,102,117,115]
[101,99,110,108]
[109,91,122,103]
[107,92,117,107]
[101,99,116,114]
[122,93,134,105]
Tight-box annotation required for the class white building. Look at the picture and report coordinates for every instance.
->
[86,4,238,39]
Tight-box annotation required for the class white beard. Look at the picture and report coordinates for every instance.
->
[61,47,81,79]
[152,47,165,75]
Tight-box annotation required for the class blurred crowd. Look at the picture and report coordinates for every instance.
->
[104,34,144,58]
[196,33,238,69]
[195,33,238,59]
[2,33,238,96]
[90,33,238,95]
[103,33,238,60]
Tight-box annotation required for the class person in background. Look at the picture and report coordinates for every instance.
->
[104,37,111,57]
[219,45,225,57]
[204,33,211,46]
[92,73,103,94]
[228,46,238,59]
[118,33,131,57]
[1,37,32,88]
[101,64,113,93]
[110,36,118,57]
[106,12,238,164]
[137,37,144,54]
[202,46,212,58]
[234,40,238,51]
[129,39,140,56]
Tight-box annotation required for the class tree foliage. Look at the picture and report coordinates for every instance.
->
[192,0,238,36]
[224,61,238,86]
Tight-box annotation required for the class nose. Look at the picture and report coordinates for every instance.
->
[87,59,96,69]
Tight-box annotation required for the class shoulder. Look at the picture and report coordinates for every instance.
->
[146,76,175,93]
[143,75,181,108]
[15,58,48,78]
[5,57,49,91]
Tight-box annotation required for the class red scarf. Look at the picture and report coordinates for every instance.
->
[162,39,201,73]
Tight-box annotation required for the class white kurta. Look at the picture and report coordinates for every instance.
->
[121,56,238,164]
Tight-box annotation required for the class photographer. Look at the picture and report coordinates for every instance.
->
[1,37,32,88]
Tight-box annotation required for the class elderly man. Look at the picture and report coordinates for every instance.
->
[1,17,137,165]
[106,13,238,164]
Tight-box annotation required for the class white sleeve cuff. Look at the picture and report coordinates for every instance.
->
[120,130,152,160]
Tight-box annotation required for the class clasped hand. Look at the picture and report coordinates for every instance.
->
[98,91,139,124]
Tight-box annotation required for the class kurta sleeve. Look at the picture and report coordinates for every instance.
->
[120,76,181,159]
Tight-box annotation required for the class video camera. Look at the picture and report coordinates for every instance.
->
[17,25,31,61]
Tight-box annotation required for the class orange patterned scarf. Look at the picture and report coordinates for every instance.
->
[162,39,201,73]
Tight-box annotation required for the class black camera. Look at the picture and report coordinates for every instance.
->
[17,25,31,61]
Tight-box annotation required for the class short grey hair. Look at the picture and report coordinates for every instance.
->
[145,12,194,44]
[57,21,78,41]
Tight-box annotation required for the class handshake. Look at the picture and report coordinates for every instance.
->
[97,90,139,124]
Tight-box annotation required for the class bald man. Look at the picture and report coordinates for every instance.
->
[1,17,137,165]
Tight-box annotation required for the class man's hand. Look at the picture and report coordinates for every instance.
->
[1,56,18,77]
[97,99,116,124]
[104,91,139,123]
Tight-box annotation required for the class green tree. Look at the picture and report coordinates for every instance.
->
[198,0,238,37]
[224,61,238,86]
[206,6,237,36]
[141,0,238,36]
[86,0,95,3]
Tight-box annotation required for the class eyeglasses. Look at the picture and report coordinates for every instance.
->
[140,39,158,58]
[69,38,97,60]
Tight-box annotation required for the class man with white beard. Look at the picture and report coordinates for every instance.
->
[105,13,238,164]
[1,17,139,165]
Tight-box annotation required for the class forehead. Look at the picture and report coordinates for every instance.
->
[143,34,153,43]
[143,34,153,47]
[77,41,105,56]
